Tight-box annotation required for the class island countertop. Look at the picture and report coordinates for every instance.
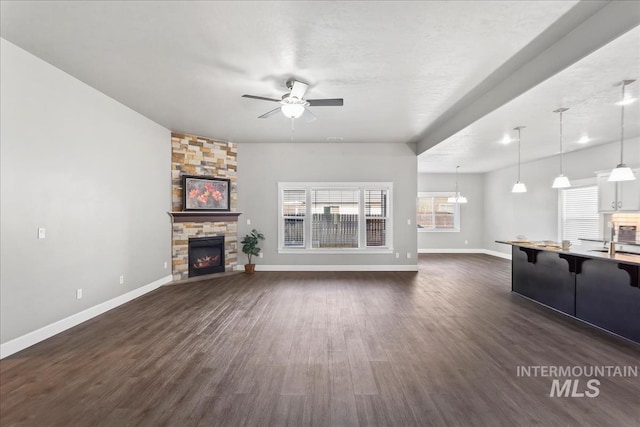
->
[496,240,640,266]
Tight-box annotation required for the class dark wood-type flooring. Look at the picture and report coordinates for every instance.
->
[1,254,639,426]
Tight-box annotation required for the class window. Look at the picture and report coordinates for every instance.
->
[417,192,460,232]
[312,188,359,248]
[365,189,388,247]
[279,182,393,252]
[282,189,306,247]
[560,185,601,244]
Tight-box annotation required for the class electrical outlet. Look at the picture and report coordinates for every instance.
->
[259,252,263,258]
[38,227,46,239]
[247,219,251,225]
[465,240,468,245]
[76,289,83,300]
[164,261,168,269]
[119,275,124,285]
[407,219,411,225]
[395,252,400,259]
[406,252,411,259]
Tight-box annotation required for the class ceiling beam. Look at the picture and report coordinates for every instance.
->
[414,0,640,156]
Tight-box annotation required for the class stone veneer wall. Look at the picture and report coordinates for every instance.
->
[171,133,238,280]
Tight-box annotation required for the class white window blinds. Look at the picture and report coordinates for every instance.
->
[562,185,601,244]
[365,189,388,246]
[282,189,306,247]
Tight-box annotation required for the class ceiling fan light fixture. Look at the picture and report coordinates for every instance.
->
[281,103,305,119]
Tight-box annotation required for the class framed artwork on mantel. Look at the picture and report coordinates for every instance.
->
[182,175,231,211]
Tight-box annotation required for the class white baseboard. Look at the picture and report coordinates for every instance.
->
[418,249,485,254]
[235,264,418,272]
[418,248,512,260]
[0,274,172,359]
[483,250,512,260]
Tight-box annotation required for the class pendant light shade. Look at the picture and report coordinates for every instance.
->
[512,181,527,193]
[447,166,468,203]
[552,108,571,189]
[512,126,527,193]
[447,194,468,203]
[609,165,636,182]
[609,80,636,182]
[552,175,571,188]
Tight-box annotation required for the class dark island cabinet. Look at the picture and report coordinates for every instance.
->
[508,243,640,344]
[575,258,640,342]
[512,246,576,315]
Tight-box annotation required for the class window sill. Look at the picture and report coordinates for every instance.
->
[417,228,460,233]
[278,248,394,255]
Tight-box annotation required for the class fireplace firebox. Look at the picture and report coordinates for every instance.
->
[188,236,225,277]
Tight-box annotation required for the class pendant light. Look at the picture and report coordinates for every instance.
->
[552,108,571,188]
[447,166,468,203]
[512,126,527,193]
[609,79,636,182]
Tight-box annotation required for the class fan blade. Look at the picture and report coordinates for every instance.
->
[290,80,309,100]
[303,108,317,123]
[242,94,281,102]
[307,98,344,106]
[258,107,282,119]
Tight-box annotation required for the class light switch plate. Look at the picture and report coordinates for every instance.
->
[38,228,46,239]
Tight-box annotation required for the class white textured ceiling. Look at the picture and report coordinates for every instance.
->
[418,26,640,173]
[1,1,637,174]
[0,0,577,146]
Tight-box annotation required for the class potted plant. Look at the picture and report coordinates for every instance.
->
[241,229,265,274]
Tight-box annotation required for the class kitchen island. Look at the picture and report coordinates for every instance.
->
[497,241,640,344]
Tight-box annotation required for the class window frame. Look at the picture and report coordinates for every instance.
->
[416,191,461,233]
[278,182,393,254]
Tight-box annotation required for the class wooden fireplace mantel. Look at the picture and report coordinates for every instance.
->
[168,211,242,223]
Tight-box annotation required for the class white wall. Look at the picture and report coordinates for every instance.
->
[484,138,640,255]
[417,173,485,250]
[237,142,417,268]
[0,39,172,344]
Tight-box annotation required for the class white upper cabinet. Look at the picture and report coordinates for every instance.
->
[597,171,640,212]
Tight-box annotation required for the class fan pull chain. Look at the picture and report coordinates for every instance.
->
[291,118,295,141]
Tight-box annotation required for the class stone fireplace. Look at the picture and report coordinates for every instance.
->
[170,133,238,281]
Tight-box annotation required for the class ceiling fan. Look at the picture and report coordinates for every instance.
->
[242,79,343,122]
